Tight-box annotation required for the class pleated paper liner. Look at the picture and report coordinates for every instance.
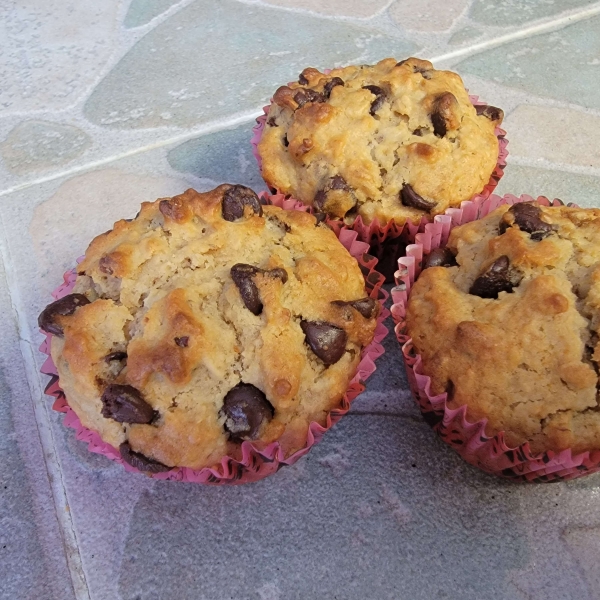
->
[251,93,508,282]
[390,193,600,482]
[40,195,389,485]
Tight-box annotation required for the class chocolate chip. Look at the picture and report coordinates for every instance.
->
[231,264,287,315]
[283,135,289,147]
[38,294,90,336]
[267,116,278,127]
[499,203,555,241]
[469,255,521,299]
[475,104,504,123]
[300,321,347,366]
[298,73,309,85]
[231,264,262,315]
[267,268,288,284]
[313,175,355,214]
[331,297,378,319]
[431,92,458,137]
[105,351,127,362]
[423,248,458,269]
[221,383,274,441]
[119,442,171,473]
[323,77,344,98]
[400,184,437,212]
[98,256,115,275]
[362,85,386,116]
[293,89,322,108]
[174,336,189,347]
[221,185,262,222]
[159,197,187,221]
[101,384,155,424]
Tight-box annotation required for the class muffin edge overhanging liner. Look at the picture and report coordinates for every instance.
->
[39,192,389,485]
[390,192,600,482]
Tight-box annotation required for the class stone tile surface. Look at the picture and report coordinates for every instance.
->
[0,258,76,600]
[3,1,600,599]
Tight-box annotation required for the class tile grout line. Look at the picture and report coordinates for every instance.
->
[0,107,263,198]
[0,221,91,600]
[428,2,600,63]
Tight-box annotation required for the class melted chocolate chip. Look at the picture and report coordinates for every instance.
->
[331,297,378,319]
[499,203,555,241]
[105,351,127,363]
[423,248,458,269]
[283,135,289,147]
[293,89,322,108]
[400,184,437,212]
[362,85,386,116]
[267,116,278,127]
[231,264,287,315]
[221,383,274,441]
[431,92,458,137]
[231,264,263,315]
[313,175,355,214]
[475,104,504,122]
[174,336,189,347]
[469,256,521,299]
[222,185,263,222]
[323,77,344,98]
[298,72,309,85]
[159,197,187,221]
[38,294,91,336]
[119,442,171,473]
[101,384,155,424]
[300,321,347,366]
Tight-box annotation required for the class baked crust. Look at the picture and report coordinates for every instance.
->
[406,203,600,454]
[45,185,378,470]
[258,57,502,226]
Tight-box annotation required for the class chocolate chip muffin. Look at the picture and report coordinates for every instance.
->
[39,185,379,472]
[406,202,600,455]
[257,57,503,227]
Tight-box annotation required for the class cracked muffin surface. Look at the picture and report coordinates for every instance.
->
[406,202,600,455]
[257,57,503,227]
[39,185,379,471]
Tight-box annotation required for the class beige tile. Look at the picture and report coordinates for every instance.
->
[1,0,120,113]
[389,0,468,32]
[257,0,390,18]
[505,104,600,169]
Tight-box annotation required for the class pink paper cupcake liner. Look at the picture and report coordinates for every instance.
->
[39,196,389,485]
[390,193,600,482]
[251,92,508,264]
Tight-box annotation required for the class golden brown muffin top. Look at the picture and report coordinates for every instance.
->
[258,57,502,227]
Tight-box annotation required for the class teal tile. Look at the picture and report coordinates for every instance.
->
[84,0,416,129]
[469,0,594,27]
[123,0,181,28]
[457,15,600,109]
[167,124,265,191]
[496,164,600,209]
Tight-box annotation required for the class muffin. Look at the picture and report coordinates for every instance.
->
[406,201,600,456]
[257,57,504,227]
[38,184,380,473]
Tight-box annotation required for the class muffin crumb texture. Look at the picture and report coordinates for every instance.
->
[406,203,600,455]
[40,185,378,471]
[258,57,503,226]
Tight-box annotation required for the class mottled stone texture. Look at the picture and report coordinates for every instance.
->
[84,0,415,129]
[1,120,91,175]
